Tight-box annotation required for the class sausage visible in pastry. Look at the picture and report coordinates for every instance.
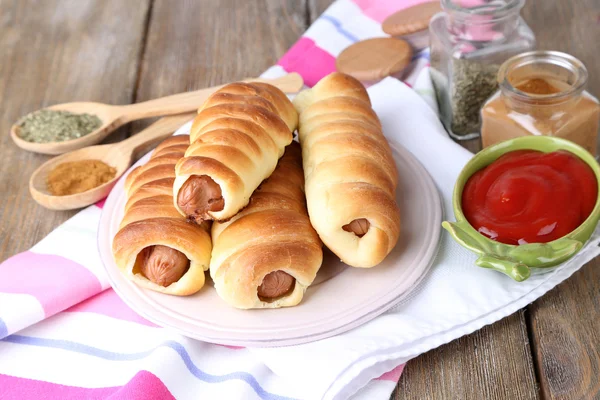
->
[138,245,190,287]
[293,72,401,268]
[113,135,212,296]
[177,175,225,223]
[173,82,297,223]
[210,142,323,309]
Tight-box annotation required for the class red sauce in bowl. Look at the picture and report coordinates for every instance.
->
[462,150,598,245]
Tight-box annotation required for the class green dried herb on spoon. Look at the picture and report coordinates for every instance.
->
[16,109,102,143]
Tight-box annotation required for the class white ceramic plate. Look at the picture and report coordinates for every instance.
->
[98,121,442,347]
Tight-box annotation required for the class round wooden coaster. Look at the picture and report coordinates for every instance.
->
[382,1,442,37]
[336,38,413,82]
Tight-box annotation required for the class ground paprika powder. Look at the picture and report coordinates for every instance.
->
[47,159,116,196]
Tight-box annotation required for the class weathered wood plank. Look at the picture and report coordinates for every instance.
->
[136,0,307,102]
[308,0,335,20]
[520,1,600,398]
[128,0,307,139]
[528,268,600,400]
[393,313,539,400]
[0,0,150,261]
[521,0,600,98]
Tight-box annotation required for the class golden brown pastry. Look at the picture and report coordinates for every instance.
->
[210,142,323,309]
[173,82,297,223]
[113,135,212,295]
[293,72,401,268]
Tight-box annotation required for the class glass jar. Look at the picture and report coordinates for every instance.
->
[429,0,535,140]
[481,51,600,156]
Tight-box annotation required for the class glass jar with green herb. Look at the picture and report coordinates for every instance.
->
[429,0,535,140]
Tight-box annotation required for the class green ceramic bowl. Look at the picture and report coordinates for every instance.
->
[442,136,600,282]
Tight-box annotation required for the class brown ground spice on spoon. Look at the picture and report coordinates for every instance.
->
[47,160,116,196]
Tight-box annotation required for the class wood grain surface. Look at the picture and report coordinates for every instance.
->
[394,313,538,400]
[529,270,600,400]
[0,0,150,261]
[1,1,599,399]
[522,0,600,98]
[309,0,335,19]
[136,0,306,102]
[522,2,600,399]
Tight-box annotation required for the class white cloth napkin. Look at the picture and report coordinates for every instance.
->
[249,75,600,400]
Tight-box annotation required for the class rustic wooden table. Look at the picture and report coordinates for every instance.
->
[1,1,598,399]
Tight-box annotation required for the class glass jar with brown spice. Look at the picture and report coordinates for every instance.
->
[481,51,600,156]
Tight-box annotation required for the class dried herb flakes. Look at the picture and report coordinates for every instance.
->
[450,59,499,136]
[16,109,102,143]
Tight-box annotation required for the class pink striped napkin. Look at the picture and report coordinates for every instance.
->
[0,1,436,399]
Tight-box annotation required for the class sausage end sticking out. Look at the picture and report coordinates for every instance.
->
[138,245,190,287]
[177,175,224,224]
[257,270,295,302]
[342,218,370,238]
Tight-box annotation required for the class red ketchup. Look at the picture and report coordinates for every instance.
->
[462,150,598,245]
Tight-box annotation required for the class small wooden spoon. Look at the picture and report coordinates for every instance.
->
[29,113,196,211]
[12,73,304,155]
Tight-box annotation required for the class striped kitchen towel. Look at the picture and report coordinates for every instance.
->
[0,1,436,399]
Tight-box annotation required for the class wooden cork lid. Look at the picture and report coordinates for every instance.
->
[382,1,442,36]
[335,38,413,82]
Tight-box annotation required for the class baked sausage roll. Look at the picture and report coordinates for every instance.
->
[173,82,297,223]
[210,142,323,309]
[293,72,401,268]
[113,135,212,296]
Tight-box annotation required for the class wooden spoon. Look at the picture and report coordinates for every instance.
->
[29,113,196,211]
[12,73,304,155]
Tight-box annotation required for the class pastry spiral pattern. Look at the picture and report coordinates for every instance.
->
[292,72,401,268]
[113,135,212,296]
[210,142,323,309]
[173,82,297,223]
